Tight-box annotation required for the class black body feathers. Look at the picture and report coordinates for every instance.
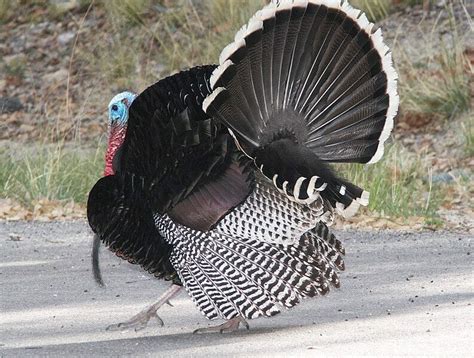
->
[88,175,176,281]
[88,66,253,279]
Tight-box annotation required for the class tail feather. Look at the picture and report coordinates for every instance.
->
[203,0,398,214]
[272,3,292,108]
[308,74,388,137]
[245,16,267,120]
[296,13,352,113]
[280,3,306,109]
[284,1,315,108]
[260,8,275,119]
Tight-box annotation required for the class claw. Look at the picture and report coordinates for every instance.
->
[105,305,165,332]
[193,316,249,334]
[153,312,165,327]
[134,321,149,332]
[133,323,147,332]
[106,284,181,332]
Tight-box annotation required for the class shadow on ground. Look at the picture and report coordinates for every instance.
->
[0,222,472,356]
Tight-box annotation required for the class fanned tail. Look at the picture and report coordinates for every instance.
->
[203,0,398,216]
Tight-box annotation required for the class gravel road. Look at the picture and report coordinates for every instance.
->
[1,221,472,357]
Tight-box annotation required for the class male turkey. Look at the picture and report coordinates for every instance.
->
[87,0,398,333]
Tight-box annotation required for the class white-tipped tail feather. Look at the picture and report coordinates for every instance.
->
[204,0,398,215]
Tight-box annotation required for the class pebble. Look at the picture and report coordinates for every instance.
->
[426,170,471,184]
[42,68,69,84]
[9,35,27,52]
[0,97,23,114]
[8,233,22,241]
[57,31,75,46]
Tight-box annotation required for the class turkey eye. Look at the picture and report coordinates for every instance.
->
[111,104,118,111]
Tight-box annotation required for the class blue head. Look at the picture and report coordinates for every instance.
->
[108,91,137,126]
[104,91,137,176]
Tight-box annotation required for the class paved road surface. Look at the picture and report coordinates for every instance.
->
[1,221,472,357]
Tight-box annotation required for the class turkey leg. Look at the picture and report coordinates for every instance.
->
[106,284,182,332]
[193,316,249,334]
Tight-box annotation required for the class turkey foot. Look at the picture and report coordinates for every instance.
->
[193,316,249,334]
[106,284,181,332]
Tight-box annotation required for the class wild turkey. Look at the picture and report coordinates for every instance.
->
[87,0,398,333]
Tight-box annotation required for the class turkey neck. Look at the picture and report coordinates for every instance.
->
[104,124,127,176]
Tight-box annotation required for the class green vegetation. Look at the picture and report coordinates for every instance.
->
[339,144,444,220]
[88,0,265,79]
[0,142,104,208]
[101,0,151,27]
[3,55,27,79]
[90,35,141,90]
[351,0,392,21]
[0,0,9,23]
[461,114,474,158]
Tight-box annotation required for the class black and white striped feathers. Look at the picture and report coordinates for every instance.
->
[156,176,344,320]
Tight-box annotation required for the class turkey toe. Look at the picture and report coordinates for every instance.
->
[193,316,249,334]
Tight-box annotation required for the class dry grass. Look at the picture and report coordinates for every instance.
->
[88,0,265,76]
[351,0,428,21]
[396,14,472,122]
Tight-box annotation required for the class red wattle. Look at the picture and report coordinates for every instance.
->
[104,125,127,176]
